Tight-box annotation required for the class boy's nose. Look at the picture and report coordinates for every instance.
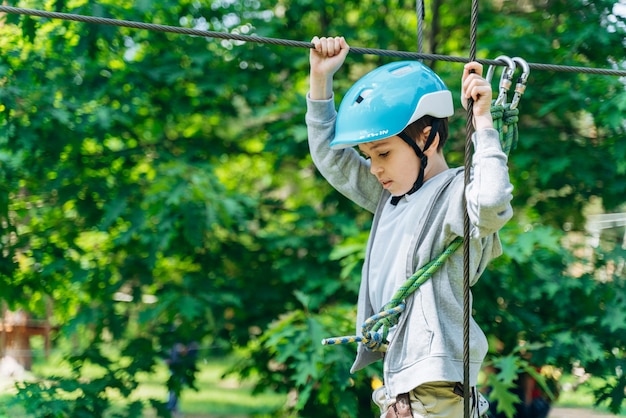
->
[369,161,383,175]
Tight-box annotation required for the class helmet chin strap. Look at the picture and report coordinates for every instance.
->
[390,119,440,206]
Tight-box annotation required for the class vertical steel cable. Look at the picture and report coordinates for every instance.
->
[416,0,425,54]
[464,0,479,417]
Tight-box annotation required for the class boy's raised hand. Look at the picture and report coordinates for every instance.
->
[309,36,349,100]
[461,62,494,131]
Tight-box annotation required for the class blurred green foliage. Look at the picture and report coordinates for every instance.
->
[0,0,625,417]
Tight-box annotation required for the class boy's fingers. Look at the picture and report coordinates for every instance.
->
[319,38,329,56]
[333,37,341,55]
[464,62,484,77]
[328,37,343,56]
[324,37,336,56]
[311,36,324,55]
[468,81,488,100]
[310,36,349,58]
[325,39,334,56]
[471,85,490,101]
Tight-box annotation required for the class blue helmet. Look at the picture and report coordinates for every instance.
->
[331,61,453,149]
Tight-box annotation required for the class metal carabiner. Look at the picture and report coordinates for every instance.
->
[486,55,516,106]
[510,57,530,110]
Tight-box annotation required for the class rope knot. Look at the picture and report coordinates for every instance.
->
[361,330,386,351]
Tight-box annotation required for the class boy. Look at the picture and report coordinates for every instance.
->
[306,36,513,417]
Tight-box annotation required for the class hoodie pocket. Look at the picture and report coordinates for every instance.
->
[385,292,434,373]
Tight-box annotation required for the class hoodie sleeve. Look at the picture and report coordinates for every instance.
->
[306,94,382,213]
[464,128,514,238]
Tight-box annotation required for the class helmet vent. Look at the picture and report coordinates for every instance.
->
[355,88,373,104]
[390,64,413,76]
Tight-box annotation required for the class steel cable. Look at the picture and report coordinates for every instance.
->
[0,6,625,76]
[463,1,480,416]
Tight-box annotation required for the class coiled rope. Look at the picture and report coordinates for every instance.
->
[0,6,625,76]
[492,104,520,155]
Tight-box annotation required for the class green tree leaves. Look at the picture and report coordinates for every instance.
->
[1,0,625,416]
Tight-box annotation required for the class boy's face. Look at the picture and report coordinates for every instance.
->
[358,136,420,197]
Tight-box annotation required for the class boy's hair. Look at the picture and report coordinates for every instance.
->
[402,116,449,151]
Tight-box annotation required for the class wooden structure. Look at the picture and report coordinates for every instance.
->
[0,304,55,371]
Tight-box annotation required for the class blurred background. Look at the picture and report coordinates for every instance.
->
[0,0,625,417]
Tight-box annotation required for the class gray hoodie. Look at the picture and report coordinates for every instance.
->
[306,94,514,397]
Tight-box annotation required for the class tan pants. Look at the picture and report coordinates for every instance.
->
[373,382,489,418]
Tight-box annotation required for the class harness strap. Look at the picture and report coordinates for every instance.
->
[391,120,441,206]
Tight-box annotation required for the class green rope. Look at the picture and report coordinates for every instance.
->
[322,237,463,351]
[374,237,463,337]
[491,102,520,155]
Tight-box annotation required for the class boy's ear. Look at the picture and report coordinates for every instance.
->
[414,126,429,148]
[418,126,431,143]
[420,126,440,152]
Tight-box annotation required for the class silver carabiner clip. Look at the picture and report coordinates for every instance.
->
[486,56,516,106]
[510,57,530,110]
